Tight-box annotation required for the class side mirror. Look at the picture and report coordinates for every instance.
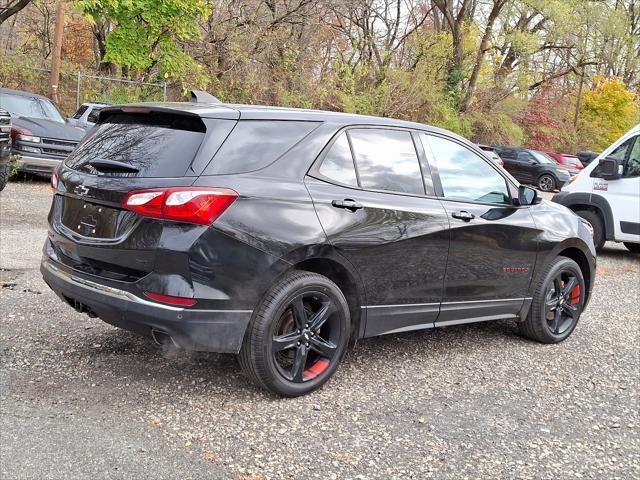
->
[516,185,538,206]
[593,157,623,180]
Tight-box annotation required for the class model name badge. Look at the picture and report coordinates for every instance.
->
[593,180,608,191]
[503,267,529,273]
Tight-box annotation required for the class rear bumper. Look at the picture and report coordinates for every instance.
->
[13,153,61,174]
[41,256,252,353]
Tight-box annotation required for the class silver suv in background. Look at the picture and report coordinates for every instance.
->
[0,88,85,175]
[67,102,109,131]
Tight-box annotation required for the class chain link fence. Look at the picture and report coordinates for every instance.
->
[2,67,169,116]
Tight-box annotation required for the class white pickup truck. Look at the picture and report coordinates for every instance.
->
[552,124,640,253]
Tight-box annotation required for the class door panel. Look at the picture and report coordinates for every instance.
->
[421,133,539,324]
[437,201,539,323]
[305,178,450,336]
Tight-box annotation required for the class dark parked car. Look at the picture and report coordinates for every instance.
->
[494,147,572,192]
[41,103,596,396]
[0,108,10,191]
[0,87,84,175]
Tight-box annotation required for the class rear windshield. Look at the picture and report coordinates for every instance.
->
[204,120,320,175]
[65,113,207,177]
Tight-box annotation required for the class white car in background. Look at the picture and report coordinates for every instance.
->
[67,102,109,131]
[552,124,640,253]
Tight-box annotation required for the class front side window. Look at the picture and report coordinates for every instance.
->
[348,129,424,195]
[424,134,511,204]
[623,136,640,178]
[531,151,556,164]
[318,132,358,186]
[609,138,634,160]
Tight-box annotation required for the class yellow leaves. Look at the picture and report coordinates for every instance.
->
[578,75,639,150]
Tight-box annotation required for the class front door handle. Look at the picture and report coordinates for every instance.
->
[451,210,475,221]
[332,199,363,212]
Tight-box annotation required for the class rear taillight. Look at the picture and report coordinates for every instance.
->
[122,187,238,225]
[51,166,60,190]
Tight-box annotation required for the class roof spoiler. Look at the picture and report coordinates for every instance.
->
[190,90,222,104]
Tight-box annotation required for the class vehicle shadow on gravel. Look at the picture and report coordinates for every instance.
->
[57,318,524,398]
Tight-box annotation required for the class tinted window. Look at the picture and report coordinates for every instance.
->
[318,133,357,186]
[516,151,533,162]
[532,151,556,164]
[623,136,640,178]
[206,120,319,175]
[609,138,633,160]
[73,105,88,119]
[87,108,102,123]
[424,134,510,204]
[348,129,424,195]
[65,113,208,177]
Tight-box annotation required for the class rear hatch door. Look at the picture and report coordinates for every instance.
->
[50,106,239,280]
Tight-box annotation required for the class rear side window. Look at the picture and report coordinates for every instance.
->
[348,129,424,195]
[318,133,358,186]
[87,108,102,123]
[205,120,319,175]
[65,113,207,177]
[73,105,88,119]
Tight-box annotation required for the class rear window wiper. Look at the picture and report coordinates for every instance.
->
[87,159,140,173]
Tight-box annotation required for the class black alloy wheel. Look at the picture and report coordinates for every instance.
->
[239,270,350,396]
[271,291,340,383]
[519,257,585,343]
[543,271,581,335]
[537,174,556,192]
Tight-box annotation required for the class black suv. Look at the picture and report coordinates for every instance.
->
[41,103,596,396]
[494,147,572,192]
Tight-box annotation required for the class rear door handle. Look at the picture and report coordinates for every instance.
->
[331,199,363,212]
[451,210,475,221]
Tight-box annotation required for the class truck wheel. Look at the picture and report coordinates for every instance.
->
[624,242,640,254]
[576,209,605,251]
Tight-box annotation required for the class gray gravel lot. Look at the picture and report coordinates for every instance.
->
[1,180,639,480]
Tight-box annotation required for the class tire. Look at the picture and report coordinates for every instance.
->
[518,257,585,344]
[576,209,605,251]
[239,270,350,397]
[537,174,556,192]
[0,163,8,192]
[624,242,640,254]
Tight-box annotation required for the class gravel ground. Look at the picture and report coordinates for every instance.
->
[1,180,639,480]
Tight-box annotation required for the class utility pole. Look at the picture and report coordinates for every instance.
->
[49,1,65,105]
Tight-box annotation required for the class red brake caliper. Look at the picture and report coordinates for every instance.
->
[569,285,581,305]
[303,358,330,380]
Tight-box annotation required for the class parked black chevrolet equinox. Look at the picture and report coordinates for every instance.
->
[42,103,596,396]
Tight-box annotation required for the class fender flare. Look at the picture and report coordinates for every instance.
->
[552,191,615,240]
